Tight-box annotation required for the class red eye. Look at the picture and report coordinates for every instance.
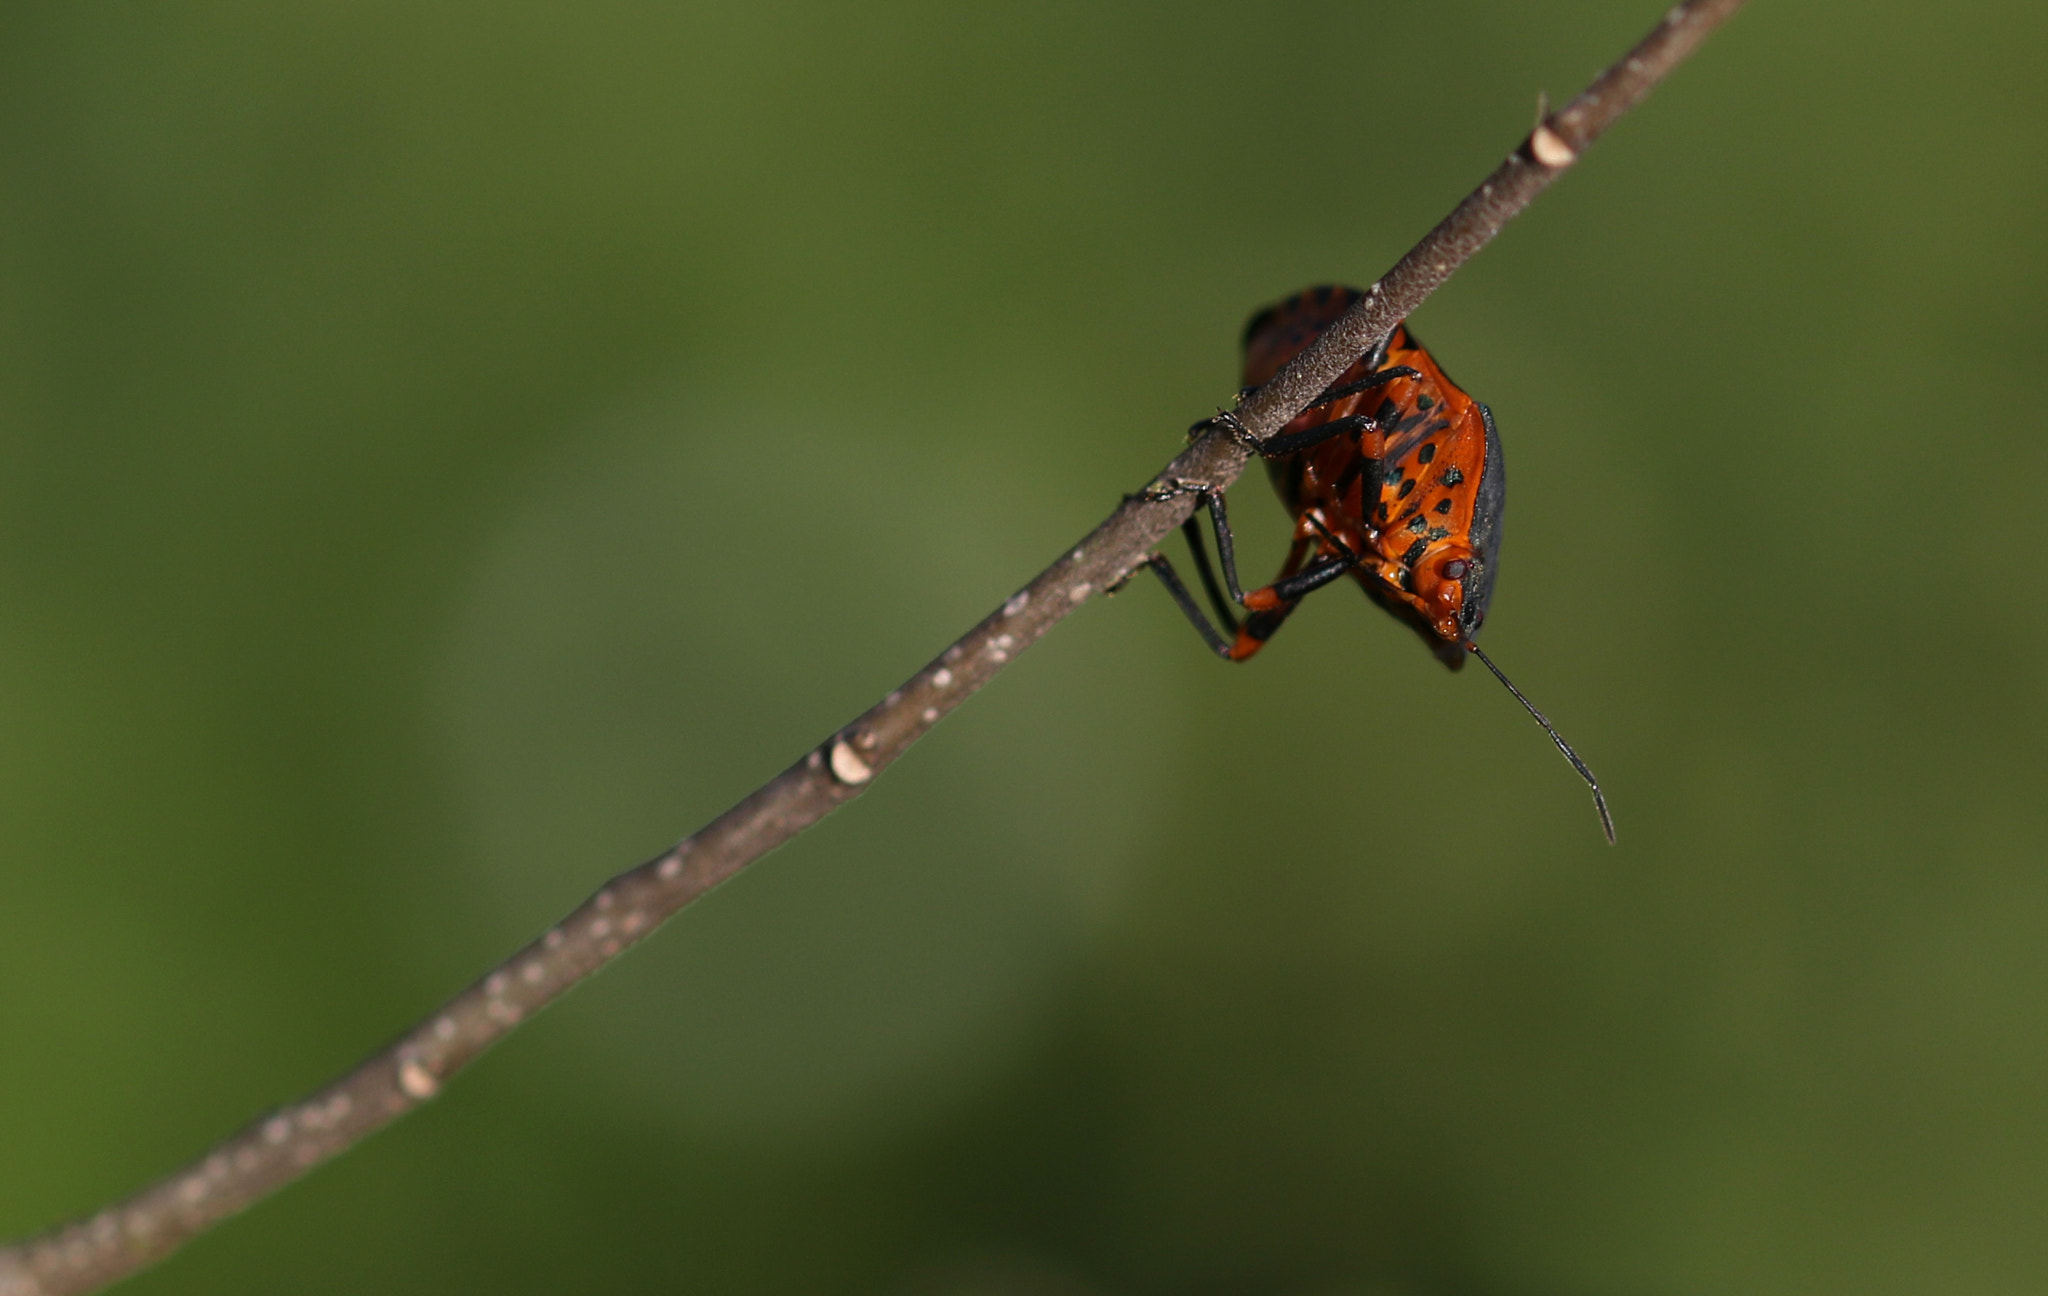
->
[1442,559,1469,581]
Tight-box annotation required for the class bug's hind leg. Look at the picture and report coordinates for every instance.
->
[1145,489,1319,663]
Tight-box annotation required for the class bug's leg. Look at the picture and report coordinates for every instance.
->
[1306,365,1421,409]
[1187,407,1262,452]
[1215,531,1317,663]
[1257,552,1360,603]
[1259,413,1378,459]
[1129,482,1244,629]
[1245,363,1417,458]
[1129,477,1210,505]
[1179,514,1240,632]
[1150,494,1327,663]
[1221,598,1302,662]
[1292,511,1368,578]
[1144,552,1238,660]
[1144,487,1244,659]
[1217,513,1368,657]
[1187,389,1258,439]
[1190,371,1409,459]
[1187,488,1253,606]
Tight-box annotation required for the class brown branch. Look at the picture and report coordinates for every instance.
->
[0,3,1745,1293]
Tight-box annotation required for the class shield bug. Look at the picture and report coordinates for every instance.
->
[1146,284,1613,842]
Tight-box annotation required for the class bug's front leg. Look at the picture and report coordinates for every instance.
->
[1136,483,1244,657]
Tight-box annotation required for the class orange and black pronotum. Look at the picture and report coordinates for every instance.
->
[1146,284,1614,842]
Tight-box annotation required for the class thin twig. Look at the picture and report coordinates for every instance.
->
[0,3,1745,1292]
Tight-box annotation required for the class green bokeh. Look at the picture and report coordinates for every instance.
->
[2,2,2044,1292]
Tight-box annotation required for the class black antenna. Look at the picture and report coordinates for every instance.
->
[1467,642,1615,844]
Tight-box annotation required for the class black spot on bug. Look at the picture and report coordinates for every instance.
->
[1397,478,1416,499]
[1433,498,1453,515]
[1426,526,1450,542]
[1416,395,1435,411]
[1416,443,1437,465]
[1441,467,1465,486]
[1407,515,1430,535]
[1400,538,1428,568]
[1375,501,1389,521]
[1396,501,1419,522]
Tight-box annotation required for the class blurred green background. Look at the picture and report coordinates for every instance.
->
[2,1,2044,1292]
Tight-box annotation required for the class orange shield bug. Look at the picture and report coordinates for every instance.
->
[1147,284,1613,841]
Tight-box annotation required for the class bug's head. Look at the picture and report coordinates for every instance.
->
[1362,553,1483,669]
[1409,546,1492,667]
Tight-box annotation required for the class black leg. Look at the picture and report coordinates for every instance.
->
[1268,551,1361,602]
[1146,488,1268,661]
[1306,365,1420,409]
[1179,516,1240,633]
[1185,367,1414,462]
[1192,489,1250,605]
[1180,484,1349,612]
[1259,412,1376,459]
[1145,487,1352,663]
[1131,482,1249,616]
[1299,511,1365,566]
[1144,553,1238,660]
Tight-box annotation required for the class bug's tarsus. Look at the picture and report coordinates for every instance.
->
[1131,477,1213,505]
[1192,408,1263,452]
[1466,643,1615,844]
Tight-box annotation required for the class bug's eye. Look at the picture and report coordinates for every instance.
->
[1441,559,1470,581]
